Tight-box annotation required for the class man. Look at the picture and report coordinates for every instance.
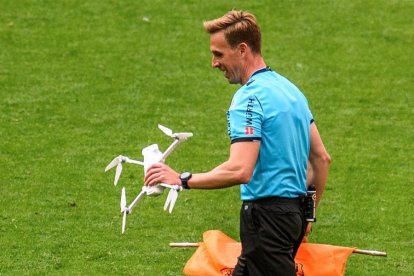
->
[145,10,331,276]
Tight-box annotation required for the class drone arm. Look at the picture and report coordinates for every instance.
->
[124,157,144,166]
[160,183,182,191]
[127,190,146,213]
[160,139,181,162]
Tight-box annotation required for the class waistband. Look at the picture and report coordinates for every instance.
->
[243,196,305,205]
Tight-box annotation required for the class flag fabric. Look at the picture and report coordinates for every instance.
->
[294,242,355,276]
[183,230,355,276]
[184,230,241,276]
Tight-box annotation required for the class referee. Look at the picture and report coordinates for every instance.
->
[145,10,331,276]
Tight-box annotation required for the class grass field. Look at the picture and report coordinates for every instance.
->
[1,0,413,275]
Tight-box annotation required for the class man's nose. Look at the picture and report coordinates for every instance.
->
[211,57,219,68]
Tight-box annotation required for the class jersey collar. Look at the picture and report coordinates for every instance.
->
[246,67,272,86]
[251,66,272,77]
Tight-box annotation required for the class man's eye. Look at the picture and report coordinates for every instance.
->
[213,51,223,58]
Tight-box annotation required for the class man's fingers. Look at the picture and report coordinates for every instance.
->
[143,163,179,186]
[144,164,164,181]
[144,172,164,186]
[146,163,165,173]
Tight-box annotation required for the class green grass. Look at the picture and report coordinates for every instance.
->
[1,0,413,275]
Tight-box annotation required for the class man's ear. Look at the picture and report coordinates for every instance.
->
[238,43,248,55]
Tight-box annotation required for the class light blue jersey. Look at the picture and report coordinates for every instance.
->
[227,68,313,200]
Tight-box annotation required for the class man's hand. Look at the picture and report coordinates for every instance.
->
[302,223,312,243]
[144,163,180,186]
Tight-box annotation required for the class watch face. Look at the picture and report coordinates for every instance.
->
[181,172,191,179]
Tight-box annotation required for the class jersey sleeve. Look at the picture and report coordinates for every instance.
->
[305,98,314,124]
[227,90,263,144]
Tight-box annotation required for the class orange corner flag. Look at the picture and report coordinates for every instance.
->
[295,243,355,276]
[183,230,355,276]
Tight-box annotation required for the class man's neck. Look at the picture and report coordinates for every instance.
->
[241,56,267,85]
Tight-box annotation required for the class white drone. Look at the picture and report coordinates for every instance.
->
[105,124,193,234]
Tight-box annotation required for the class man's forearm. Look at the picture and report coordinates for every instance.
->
[187,141,260,189]
[309,155,331,207]
[188,161,249,189]
[308,123,331,207]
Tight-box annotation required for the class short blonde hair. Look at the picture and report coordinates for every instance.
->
[203,10,262,54]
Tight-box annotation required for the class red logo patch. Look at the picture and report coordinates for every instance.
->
[220,268,234,276]
[245,127,254,135]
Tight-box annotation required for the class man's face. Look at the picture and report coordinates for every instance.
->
[209,31,243,84]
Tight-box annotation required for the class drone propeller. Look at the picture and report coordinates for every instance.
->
[121,187,127,211]
[105,156,123,172]
[158,124,173,137]
[105,156,124,186]
[164,189,173,211]
[105,156,144,186]
[120,187,127,234]
[158,124,193,140]
[162,185,182,213]
[169,190,179,213]
[114,163,123,186]
[175,132,193,140]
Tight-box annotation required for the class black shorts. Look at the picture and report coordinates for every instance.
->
[233,196,306,276]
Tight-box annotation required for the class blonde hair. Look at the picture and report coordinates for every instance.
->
[203,10,262,54]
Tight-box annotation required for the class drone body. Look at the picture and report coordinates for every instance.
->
[105,124,193,233]
[141,144,165,196]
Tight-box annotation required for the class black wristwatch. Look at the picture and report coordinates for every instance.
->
[179,172,192,189]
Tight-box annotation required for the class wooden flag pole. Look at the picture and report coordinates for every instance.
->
[169,242,387,257]
[352,249,387,257]
[169,242,199,247]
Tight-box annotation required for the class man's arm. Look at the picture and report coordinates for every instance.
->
[308,123,331,207]
[144,141,260,189]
